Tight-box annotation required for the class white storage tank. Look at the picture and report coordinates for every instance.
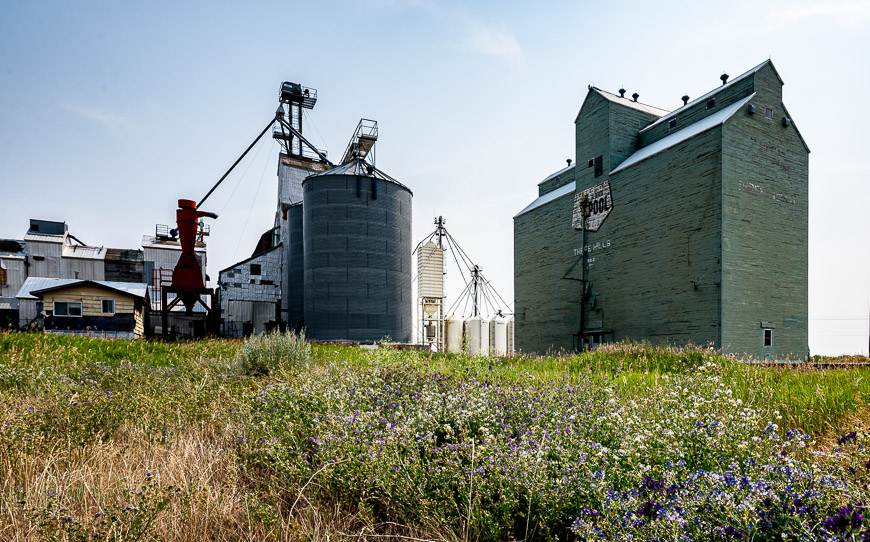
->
[490,317,508,356]
[464,317,490,356]
[445,318,463,353]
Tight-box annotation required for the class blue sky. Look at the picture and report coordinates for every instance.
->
[1,0,868,354]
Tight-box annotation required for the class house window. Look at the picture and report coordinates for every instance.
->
[0,265,6,286]
[101,299,115,314]
[54,301,82,317]
[764,107,774,120]
[250,264,261,275]
[587,158,594,168]
[593,155,603,177]
[763,328,773,347]
[33,255,45,261]
[35,302,43,315]
[706,98,716,110]
[668,118,677,130]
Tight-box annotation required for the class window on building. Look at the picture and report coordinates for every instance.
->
[668,118,677,130]
[763,328,773,347]
[54,301,82,317]
[706,98,716,110]
[594,155,603,177]
[33,255,45,261]
[587,158,594,168]
[250,264,261,275]
[101,299,115,314]
[35,302,43,316]
[0,265,6,286]
[764,107,774,120]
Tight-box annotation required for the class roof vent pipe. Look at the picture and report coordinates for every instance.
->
[566,158,572,166]
[631,92,639,102]
[618,88,626,98]
[720,73,729,85]
[681,95,689,105]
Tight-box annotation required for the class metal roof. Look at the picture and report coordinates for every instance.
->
[640,60,773,134]
[537,163,575,186]
[611,94,755,175]
[62,243,106,260]
[305,158,412,194]
[218,243,283,275]
[593,88,669,117]
[0,239,26,259]
[23,232,64,243]
[141,235,206,252]
[515,180,576,218]
[16,277,148,300]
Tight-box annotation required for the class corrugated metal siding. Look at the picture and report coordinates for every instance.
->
[61,257,105,280]
[0,258,27,299]
[417,242,444,298]
[303,173,412,342]
[27,241,62,277]
[287,203,304,328]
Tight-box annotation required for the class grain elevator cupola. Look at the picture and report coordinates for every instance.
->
[273,82,324,160]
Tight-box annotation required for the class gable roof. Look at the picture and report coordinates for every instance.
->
[218,243,283,275]
[592,87,669,117]
[537,163,574,186]
[640,60,778,135]
[515,180,576,218]
[611,94,755,175]
[17,277,148,300]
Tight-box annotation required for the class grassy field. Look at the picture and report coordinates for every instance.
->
[0,332,867,540]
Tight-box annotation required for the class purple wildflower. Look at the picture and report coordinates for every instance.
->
[837,432,858,445]
[822,505,864,533]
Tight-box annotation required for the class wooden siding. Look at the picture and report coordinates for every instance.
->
[639,75,755,148]
[538,167,576,196]
[0,257,27,299]
[514,192,579,353]
[720,63,808,359]
[41,285,137,316]
[590,126,723,346]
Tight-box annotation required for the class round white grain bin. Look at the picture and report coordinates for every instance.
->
[490,317,508,356]
[445,318,463,353]
[465,317,490,356]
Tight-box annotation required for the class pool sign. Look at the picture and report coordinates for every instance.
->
[572,180,612,231]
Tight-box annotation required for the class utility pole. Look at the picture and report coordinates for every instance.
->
[434,216,446,249]
[578,194,588,351]
[471,265,481,317]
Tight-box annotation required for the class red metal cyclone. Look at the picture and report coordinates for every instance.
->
[171,199,217,312]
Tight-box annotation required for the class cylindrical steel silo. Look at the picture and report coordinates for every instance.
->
[302,159,412,342]
[286,202,305,330]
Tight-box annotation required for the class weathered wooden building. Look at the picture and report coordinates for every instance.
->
[514,60,809,359]
[17,278,149,338]
[218,228,283,337]
[0,219,150,332]
[0,239,27,328]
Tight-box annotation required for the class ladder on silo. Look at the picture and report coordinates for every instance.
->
[340,119,379,164]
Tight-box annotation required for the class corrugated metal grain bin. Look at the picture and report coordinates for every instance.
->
[301,159,412,342]
[287,202,305,330]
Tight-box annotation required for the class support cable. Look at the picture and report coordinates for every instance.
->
[198,115,277,209]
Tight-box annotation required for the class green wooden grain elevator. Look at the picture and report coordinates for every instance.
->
[513,60,809,359]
